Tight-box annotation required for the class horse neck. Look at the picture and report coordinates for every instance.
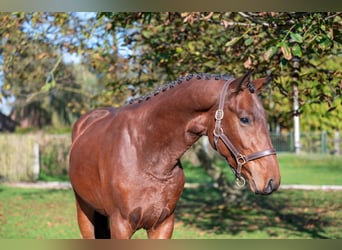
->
[138,79,224,160]
[151,78,223,112]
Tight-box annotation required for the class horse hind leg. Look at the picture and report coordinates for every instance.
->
[75,194,111,239]
[75,194,96,239]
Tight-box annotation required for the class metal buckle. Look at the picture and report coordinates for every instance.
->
[236,154,247,165]
[215,109,224,120]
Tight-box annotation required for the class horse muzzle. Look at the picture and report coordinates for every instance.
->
[252,177,280,195]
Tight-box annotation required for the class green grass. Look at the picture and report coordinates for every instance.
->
[1,184,342,239]
[38,172,70,182]
[0,186,79,239]
[277,153,342,185]
[174,188,342,239]
[183,153,342,186]
[2,153,341,239]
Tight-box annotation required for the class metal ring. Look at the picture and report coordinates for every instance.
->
[215,109,224,120]
[213,127,223,137]
[235,176,246,187]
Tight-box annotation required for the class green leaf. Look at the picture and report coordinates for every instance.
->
[175,47,183,54]
[41,82,53,92]
[141,30,153,39]
[317,35,332,51]
[280,58,288,70]
[263,46,277,61]
[225,36,242,47]
[292,44,303,57]
[280,43,292,60]
[244,37,254,46]
[290,32,303,43]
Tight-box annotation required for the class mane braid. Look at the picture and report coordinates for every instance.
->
[127,73,234,105]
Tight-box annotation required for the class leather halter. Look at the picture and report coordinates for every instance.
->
[213,79,276,187]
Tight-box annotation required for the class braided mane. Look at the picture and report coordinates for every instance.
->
[127,73,234,105]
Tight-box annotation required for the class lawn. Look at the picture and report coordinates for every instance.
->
[277,153,342,185]
[1,187,342,239]
[183,153,342,186]
[1,153,342,239]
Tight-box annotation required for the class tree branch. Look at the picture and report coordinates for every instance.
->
[237,12,275,27]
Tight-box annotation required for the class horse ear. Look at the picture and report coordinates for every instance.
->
[231,71,253,93]
[252,77,271,92]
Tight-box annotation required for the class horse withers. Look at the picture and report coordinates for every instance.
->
[69,72,280,239]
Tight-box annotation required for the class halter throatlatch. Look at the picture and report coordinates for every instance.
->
[213,79,277,187]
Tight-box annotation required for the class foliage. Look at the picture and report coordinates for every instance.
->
[104,12,342,133]
[39,135,70,181]
[1,13,84,127]
[0,12,127,128]
[1,12,341,132]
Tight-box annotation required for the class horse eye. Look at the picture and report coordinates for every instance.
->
[240,117,250,125]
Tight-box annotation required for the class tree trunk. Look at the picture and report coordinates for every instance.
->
[193,138,248,206]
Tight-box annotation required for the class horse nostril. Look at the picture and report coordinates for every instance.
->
[265,179,274,194]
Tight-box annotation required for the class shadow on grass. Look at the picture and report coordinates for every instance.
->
[2,185,340,239]
[175,187,342,238]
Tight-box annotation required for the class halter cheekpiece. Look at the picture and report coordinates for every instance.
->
[213,79,276,187]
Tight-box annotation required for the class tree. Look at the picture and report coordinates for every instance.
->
[104,12,342,132]
[0,12,126,129]
[102,12,342,203]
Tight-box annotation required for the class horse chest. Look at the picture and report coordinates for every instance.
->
[128,204,172,231]
[120,170,185,230]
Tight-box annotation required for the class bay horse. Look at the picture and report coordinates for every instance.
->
[69,72,280,239]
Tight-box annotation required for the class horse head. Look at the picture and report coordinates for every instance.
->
[208,72,280,195]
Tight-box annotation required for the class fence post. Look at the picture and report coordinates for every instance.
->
[321,131,327,154]
[289,132,294,152]
[33,143,40,181]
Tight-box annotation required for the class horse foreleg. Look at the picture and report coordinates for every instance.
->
[75,194,95,239]
[108,213,135,239]
[147,214,175,239]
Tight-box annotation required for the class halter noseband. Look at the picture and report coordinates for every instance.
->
[213,79,276,187]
